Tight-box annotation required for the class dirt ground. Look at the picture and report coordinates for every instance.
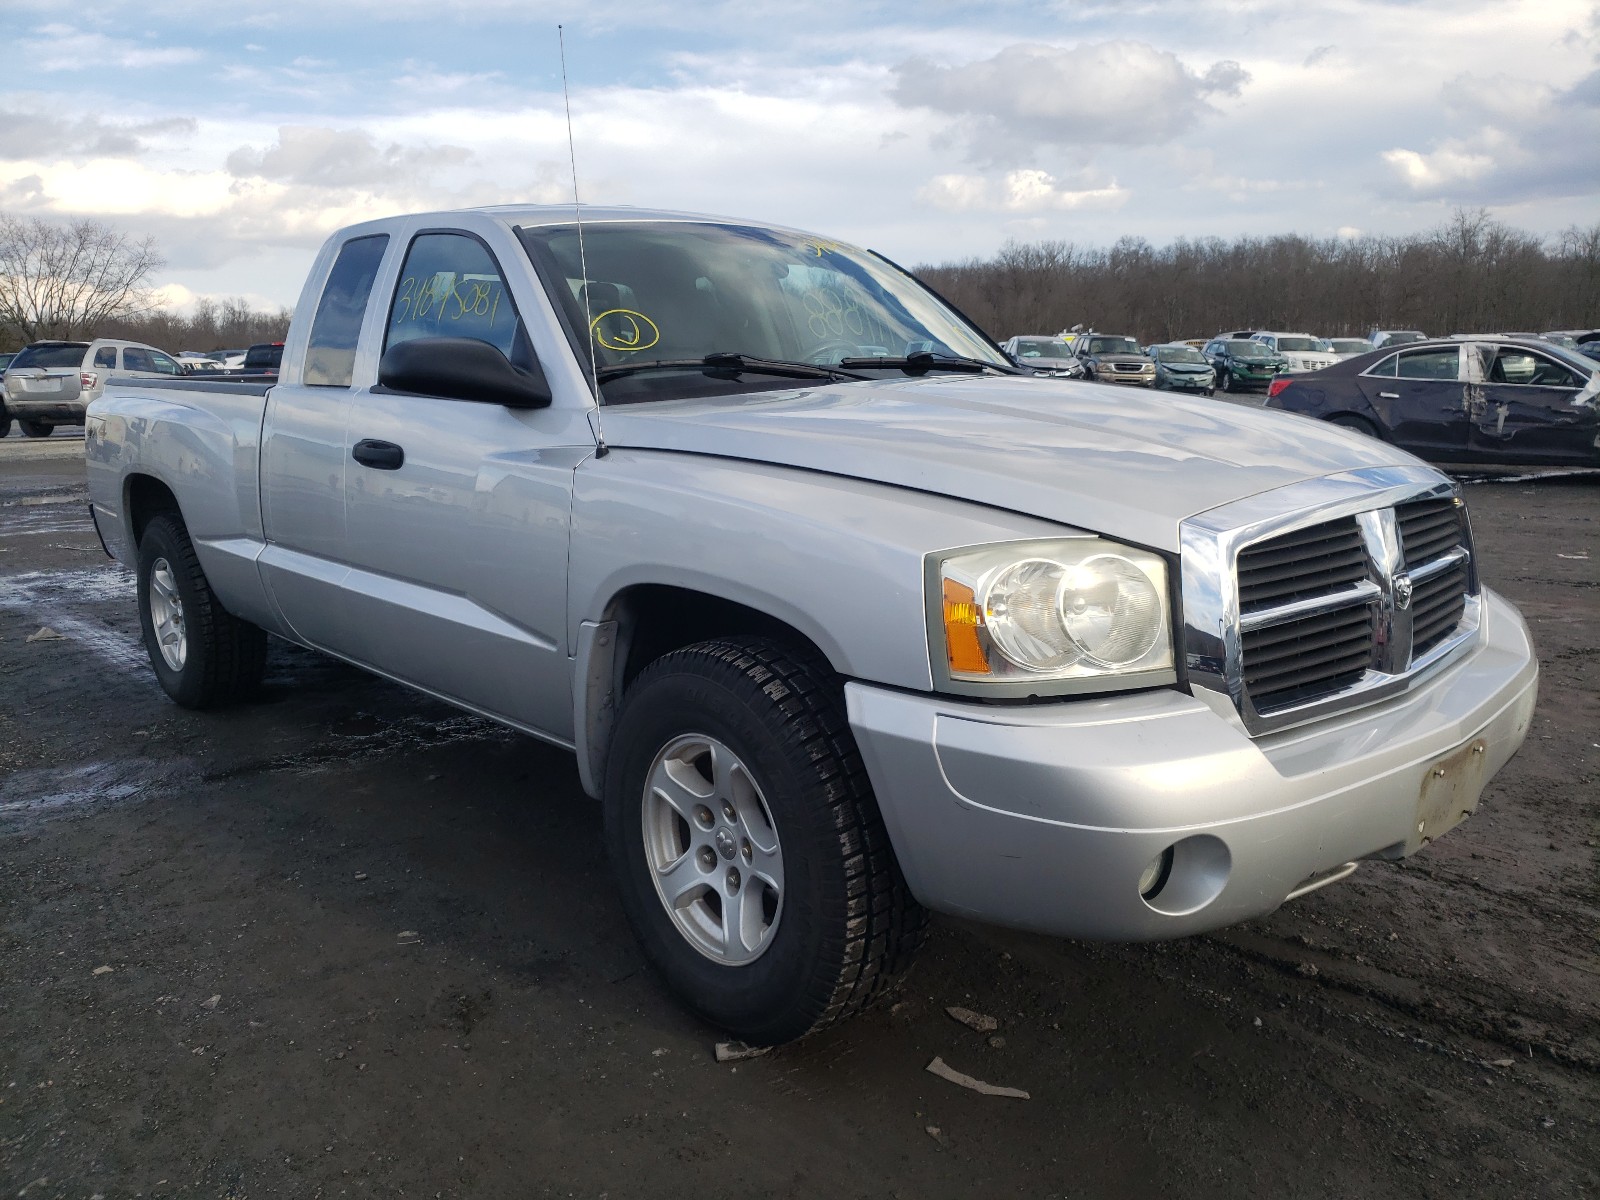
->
[2,432,1596,1199]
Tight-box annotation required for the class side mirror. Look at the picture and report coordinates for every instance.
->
[378,337,552,409]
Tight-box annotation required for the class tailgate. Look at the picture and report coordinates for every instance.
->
[7,369,84,402]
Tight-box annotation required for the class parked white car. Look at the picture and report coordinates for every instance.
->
[2,338,183,438]
[1326,338,1374,360]
[1370,329,1428,350]
[1251,332,1338,373]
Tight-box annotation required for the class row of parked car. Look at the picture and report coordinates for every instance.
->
[1002,327,1600,467]
[1003,326,1600,396]
[0,339,284,437]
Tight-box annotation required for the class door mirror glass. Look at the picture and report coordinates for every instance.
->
[378,336,552,409]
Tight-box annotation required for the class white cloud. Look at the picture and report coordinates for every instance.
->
[13,25,202,72]
[226,125,474,188]
[891,41,1249,159]
[1380,63,1600,202]
[918,169,1127,213]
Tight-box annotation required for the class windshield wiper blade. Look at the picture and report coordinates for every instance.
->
[836,350,1016,375]
[702,352,868,381]
[595,353,866,384]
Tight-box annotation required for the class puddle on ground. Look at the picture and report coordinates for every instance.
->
[0,757,191,819]
[0,567,145,673]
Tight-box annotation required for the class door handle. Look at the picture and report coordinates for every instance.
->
[352,438,405,470]
[1378,391,1399,400]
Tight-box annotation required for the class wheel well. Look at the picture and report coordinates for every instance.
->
[574,584,845,801]
[1326,412,1381,438]
[125,474,183,546]
[609,584,832,689]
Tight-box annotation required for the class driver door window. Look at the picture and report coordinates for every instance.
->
[386,232,526,364]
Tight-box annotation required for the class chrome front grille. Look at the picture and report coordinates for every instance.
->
[1180,467,1482,735]
[1237,517,1375,710]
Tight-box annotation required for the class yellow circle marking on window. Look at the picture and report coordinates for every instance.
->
[591,309,660,352]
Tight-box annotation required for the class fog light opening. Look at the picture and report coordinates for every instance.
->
[1139,846,1175,900]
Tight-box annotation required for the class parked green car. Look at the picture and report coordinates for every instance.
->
[1147,344,1216,394]
[1202,338,1290,393]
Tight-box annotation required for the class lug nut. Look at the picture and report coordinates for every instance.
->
[694,805,714,828]
[722,803,737,823]
[698,846,716,872]
[725,868,741,895]
[741,839,753,863]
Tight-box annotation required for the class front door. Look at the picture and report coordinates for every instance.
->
[1356,344,1469,460]
[337,229,594,741]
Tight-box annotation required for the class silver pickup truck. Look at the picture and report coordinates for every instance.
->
[85,206,1538,1044]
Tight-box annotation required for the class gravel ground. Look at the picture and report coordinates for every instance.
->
[2,441,1596,1199]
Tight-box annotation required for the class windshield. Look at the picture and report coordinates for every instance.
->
[1275,336,1322,352]
[11,343,88,370]
[1329,339,1370,354]
[1014,338,1070,359]
[1155,347,1205,364]
[1087,336,1141,355]
[1226,339,1269,356]
[519,222,1007,402]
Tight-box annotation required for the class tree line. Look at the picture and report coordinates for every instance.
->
[5,207,1598,357]
[0,214,289,353]
[915,209,1600,345]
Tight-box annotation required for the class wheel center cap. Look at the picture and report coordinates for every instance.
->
[715,829,736,860]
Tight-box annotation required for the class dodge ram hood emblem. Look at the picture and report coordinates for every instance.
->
[1393,573,1414,610]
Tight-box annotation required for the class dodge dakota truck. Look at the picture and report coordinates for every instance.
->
[85,206,1538,1044]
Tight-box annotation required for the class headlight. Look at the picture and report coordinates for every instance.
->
[930,539,1176,695]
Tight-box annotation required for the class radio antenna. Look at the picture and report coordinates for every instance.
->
[559,23,606,457]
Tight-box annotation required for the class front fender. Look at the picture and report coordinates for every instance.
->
[567,450,1077,692]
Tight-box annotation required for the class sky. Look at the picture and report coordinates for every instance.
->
[2,0,1597,314]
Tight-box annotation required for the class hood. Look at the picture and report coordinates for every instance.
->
[599,375,1422,551]
[1089,353,1150,365]
[1161,362,1213,373]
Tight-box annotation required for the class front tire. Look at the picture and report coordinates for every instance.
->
[136,513,267,708]
[1218,369,1234,393]
[604,638,924,1044]
[19,420,52,438]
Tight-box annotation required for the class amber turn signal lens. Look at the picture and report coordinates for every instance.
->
[942,578,989,675]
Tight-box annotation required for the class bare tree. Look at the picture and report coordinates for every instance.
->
[0,214,164,343]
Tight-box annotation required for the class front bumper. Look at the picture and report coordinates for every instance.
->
[846,588,1536,941]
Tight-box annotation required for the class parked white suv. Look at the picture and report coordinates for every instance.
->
[1250,332,1337,373]
[1,339,182,437]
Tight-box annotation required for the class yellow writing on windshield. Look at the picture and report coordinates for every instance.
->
[591,309,660,352]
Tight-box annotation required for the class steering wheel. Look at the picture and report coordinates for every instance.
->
[805,341,861,366]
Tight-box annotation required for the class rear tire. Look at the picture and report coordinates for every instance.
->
[1327,413,1379,439]
[604,637,925,1044]
[19,420,52,438]
[136,513,268,708]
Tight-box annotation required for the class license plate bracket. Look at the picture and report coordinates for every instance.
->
[1411,734,1490,853]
